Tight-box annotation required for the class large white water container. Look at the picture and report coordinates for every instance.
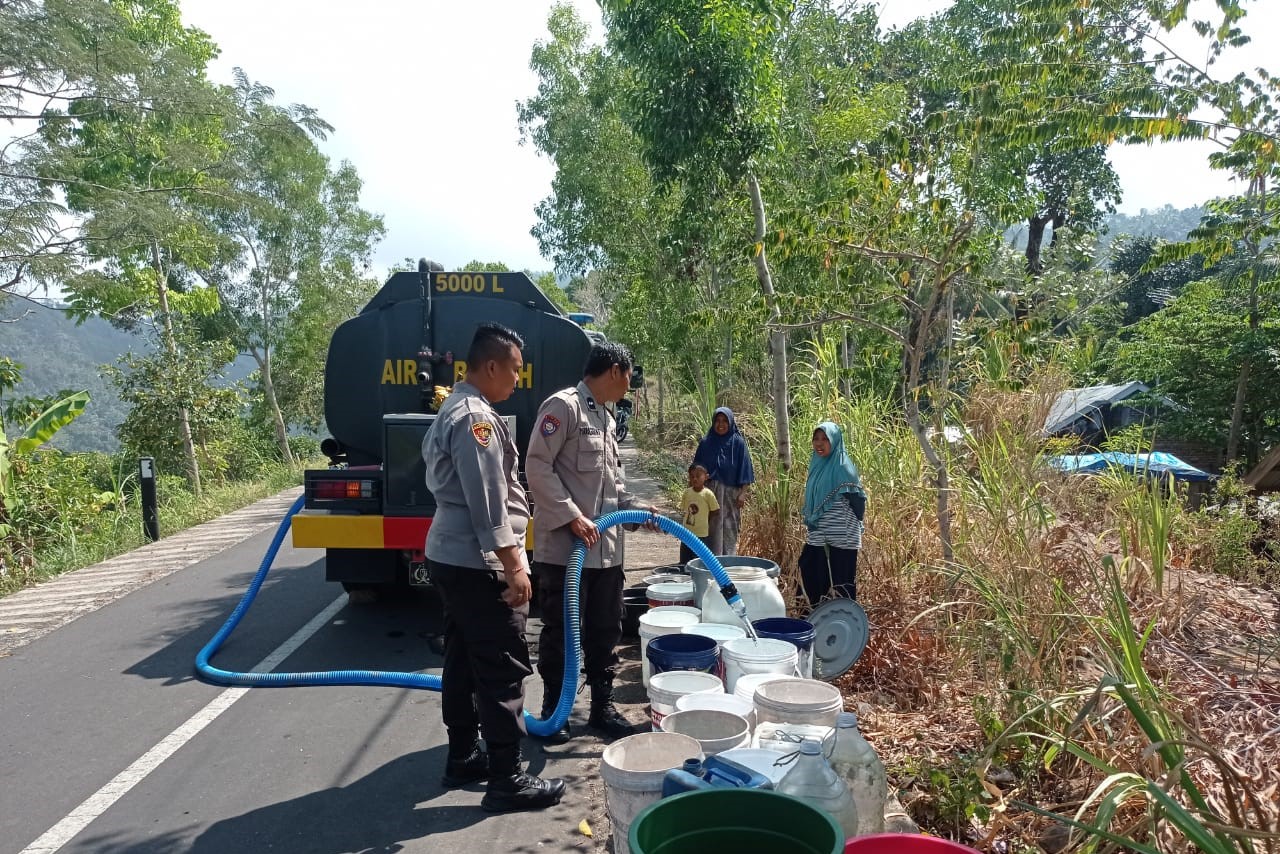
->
[687,557,786,625]
[601,732,704,854]
[721,637,800,693]
[639,606,701,689]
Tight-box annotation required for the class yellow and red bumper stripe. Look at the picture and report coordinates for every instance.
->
[291,512,432,550]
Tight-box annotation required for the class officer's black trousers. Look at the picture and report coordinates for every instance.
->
[534,562,623,686]
[428,560,533,747]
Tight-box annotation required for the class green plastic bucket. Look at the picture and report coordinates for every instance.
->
[629,788,844,854]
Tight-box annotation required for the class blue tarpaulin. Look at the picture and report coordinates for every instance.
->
[1047,451,1214,482]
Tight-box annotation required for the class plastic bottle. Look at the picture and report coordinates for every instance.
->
[775,739,859,840]
[828,712,887,836]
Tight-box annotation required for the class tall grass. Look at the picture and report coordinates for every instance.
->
[641,351,1279,851]
[1,462,305,595]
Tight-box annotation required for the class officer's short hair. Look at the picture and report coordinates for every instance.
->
[583,342,632,378]
[467,322,524,367]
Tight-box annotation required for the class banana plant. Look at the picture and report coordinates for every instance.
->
[0,391,91,537]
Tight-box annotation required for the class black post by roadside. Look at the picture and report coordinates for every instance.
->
[140,457,159,542]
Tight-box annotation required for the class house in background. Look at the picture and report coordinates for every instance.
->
[1245,446,1280,494]
[1045,382,1220,506]
[1043,381,1164,445]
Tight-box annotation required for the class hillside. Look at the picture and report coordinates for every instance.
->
[0,298,254,454]
[0,298,140,452]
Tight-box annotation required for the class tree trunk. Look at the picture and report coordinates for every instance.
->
[1025,214,1049,278]
[657,366,665,442]
[255,347,295,466]
[840,329,852,398]
[747,172,790,472]
[1228,176,1265,463]
[152,240,201,497]
[902,270,957,565]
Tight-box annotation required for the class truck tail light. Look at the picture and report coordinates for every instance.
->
[304,471,381,511]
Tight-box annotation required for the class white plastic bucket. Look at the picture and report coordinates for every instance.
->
[680,622,746,680]
[659,709,752,755]
[752,677,844,728]
[647,670,723,730]
[647,581,696,609]
[675,690,757,731]
[601,732,704,854]
[639,606,702,689]
[721,637,800,694]
[732,672,790,706]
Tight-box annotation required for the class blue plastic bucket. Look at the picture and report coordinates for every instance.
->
[751,618,817,678]
[647,633,719,678]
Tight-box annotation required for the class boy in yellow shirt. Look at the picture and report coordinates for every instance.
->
[679,463,720,564]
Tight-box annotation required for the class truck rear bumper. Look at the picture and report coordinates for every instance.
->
[291,511,431,550]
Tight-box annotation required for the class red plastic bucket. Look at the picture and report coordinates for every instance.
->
[844,834,980,854]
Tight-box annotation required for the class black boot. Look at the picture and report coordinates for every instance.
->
[587,679,637,739]
[481,744,567,813]
[537,683,571,745]
[441,734,487,788]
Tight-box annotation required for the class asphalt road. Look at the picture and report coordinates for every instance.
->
[0,523,603,854]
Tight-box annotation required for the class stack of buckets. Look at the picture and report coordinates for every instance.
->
[605,561,840,854]
[606,560,979,853]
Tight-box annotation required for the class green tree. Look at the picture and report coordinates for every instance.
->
[104,325,242,483]
[1108,235,1214,325]
[1106,277,1280,462]
[0,0,216,299]
[201,71,383,465]
[42,2,226,495]
[602,0,798,468]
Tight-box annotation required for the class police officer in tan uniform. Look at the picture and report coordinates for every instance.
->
[527,342,654,743]
[424,322,565,812]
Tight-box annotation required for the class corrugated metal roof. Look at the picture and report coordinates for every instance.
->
[1043,382,1149,436]
[1245,443,1280,492]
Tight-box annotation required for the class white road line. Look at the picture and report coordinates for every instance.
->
[19,593,349,854]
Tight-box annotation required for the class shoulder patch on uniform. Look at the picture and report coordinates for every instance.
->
[540,414,561,437]
[471,421,494,448]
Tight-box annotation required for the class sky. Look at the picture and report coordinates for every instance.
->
[177,0,1279,276]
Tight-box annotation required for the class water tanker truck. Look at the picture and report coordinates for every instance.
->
[290,261,639,598]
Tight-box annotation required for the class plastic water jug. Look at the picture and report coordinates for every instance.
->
[660,755,774,797]
[774,739,859,840]
[828,712,888,836]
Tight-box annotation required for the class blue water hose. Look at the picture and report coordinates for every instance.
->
[195,502,742,738]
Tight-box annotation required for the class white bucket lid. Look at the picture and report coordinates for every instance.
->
[640,608,702,630]
[681,623,747,643]
[722,637,796,661]
[648,582,695,598]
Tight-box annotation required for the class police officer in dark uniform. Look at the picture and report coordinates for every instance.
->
[423,322,566,813]
[526,342,654,743]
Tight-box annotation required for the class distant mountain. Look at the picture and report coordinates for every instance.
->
[0,297,254,454]
[1004,203,1209,260]
[1097,204,1208,256]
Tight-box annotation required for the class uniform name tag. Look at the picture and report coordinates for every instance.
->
[579,427,602,436]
